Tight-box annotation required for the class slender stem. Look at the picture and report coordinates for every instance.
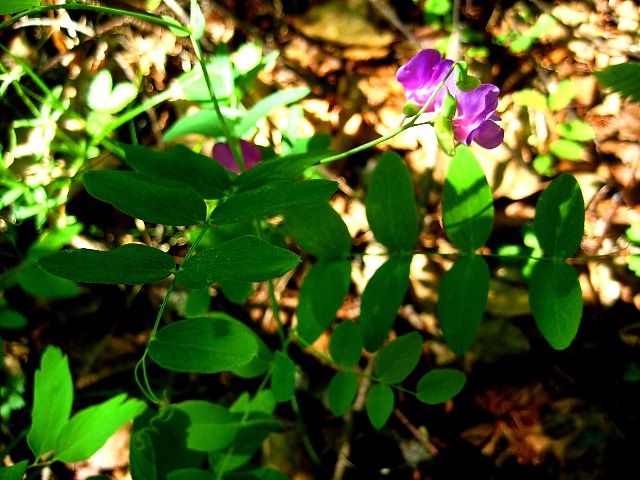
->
[318,63,456,165]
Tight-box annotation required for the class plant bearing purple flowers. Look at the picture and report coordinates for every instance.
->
[397,49,504,149]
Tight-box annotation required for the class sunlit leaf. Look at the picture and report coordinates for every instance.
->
[366,152,418,252]
[328,371,358,416]
[38,244,175,285]
[529,260,582,350]
[365,384,394,429]
[595,62,640,103]
[55,394,145,463]
[284,204,352,259]
[175,401,238,451]
[548,78,575,111]
[27,346,73,459]
[513,89,547,110]
[0,460,28,480]
[533,173,584,258]
[360,255,411,352]
[374,332,423,384]
[556,120,594,142]
[550,139,584,160]
[438,254,490,355]
[148,315,258,373]
[442,146,494,252]
[329,321,363,368]
[83,171,206,226]
[237,88,311,135]
[87,70,113,112]
[175,235,299,288]
[189,0,206,40]
[297,259,351,344]
[415,369,466,404]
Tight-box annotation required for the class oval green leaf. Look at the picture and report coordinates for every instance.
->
[175,235,300,288]
[416,369,466,404]
[328,371,358,416]
[533,173,584,259]
[296,259,351,345]
[374,332,423,384]
[442,146,494,252]
[210,180,338,225]
[360,255,411,352]
[329,321,363,368]
[529,260,583,350]
[284,203,352,259]
[366,152,418,252]
[437,254,489,356]
[83,170,206,226]
[175,401,238,452]
[365,384,394,430]
[38,244,176,285]
[148,315,258,373]
[18,261,82,298]
[120,144,231,200]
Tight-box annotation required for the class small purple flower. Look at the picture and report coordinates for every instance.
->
[396,49,454,112]
[397,49,504,149]
[452,84,504,149]
[213,140,261,173]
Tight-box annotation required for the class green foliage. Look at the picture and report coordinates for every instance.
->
[328,371,359,416]
[271,351,296,402]
[148,315,259,374]
[415,369,466,404]
[595,62,640,103]
[329,321,363,368]
[0,0,39,15]
[365,383,394,429]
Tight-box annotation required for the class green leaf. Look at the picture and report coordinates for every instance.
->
[38,244,176,284]
[210,180,338,225]
[176,50,234,102]
[529,14,556,38]
[328,371,358,416]
[0,0,39,14]
[237,88,311,135]
[626,224,640,245]
[365,384,394,429]
[366,152,418,252]
[296,259,351,344]
[27,346,73,459]
[183,288,211,317]
[83,171,206,226]
[360,255,411,352]
[550,139,584,160]
[0,460,28,480]
[220,280,254,305]
[163,108,233,140]
[442,146,494,252]
[120,144,231,200]
[425,0,451,15]
[271,351,296,403]
[175,401,238,451]
[329,321,363,368]
[437,254,490,355]
[106,82,138,114]
[0,309,28,329]
[168,470,214,480]
[27,223,83,260]
[415,369,466,404]
[284,204,352,259]
[533,173,584,258]
[434,92,457,156]
[548,78,575,111]
[87,70,113,112]
[55,394,145,463]
[594,62,640,103]
[230,331,272,379]
[148,315,258,373]
[374,332,423,384]
[18,261,82,298]
[626,254,640,276]
[175,235,300,288]
[529,260,583,350]
[557,120,594,142]
[509,35,534,53]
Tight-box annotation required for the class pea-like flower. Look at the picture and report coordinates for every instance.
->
[397,49,504,150]
[213,140,261,173]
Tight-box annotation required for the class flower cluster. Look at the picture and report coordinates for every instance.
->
[396,49,504,150]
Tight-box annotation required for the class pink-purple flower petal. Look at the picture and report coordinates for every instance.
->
[213,140,261,173]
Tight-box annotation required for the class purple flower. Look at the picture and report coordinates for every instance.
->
[397,49,504,149]
[396,49,454,112]
[451,84,504,149]
[213,140,261,173]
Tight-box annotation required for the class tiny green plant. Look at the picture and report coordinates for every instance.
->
[0,1,612,478]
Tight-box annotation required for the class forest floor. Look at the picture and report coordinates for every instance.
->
[2,0,640,479]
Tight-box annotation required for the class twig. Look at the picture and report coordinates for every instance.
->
[368,0,422,49]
